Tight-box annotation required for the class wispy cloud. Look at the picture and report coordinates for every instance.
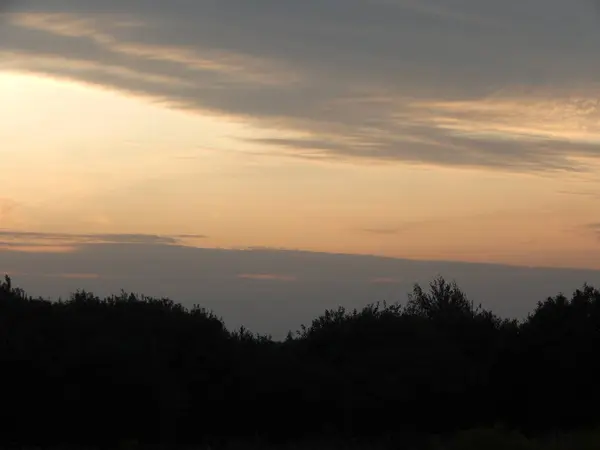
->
[370,277,402,284]
[0,270,100,280]
[3,1,600,172]
[0,244,75,254]
[46,272,101,280]
[557,189,600,199]
[360,219,447,236]
[173,234,208,240]
[0,230,207,250]
[238,273,297,282]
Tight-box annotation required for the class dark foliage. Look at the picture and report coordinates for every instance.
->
[1,274,600,447]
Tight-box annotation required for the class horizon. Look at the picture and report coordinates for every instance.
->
[2,0,600,335]
[2,242,599,339]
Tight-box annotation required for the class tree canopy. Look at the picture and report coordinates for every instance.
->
[1,274,600,448]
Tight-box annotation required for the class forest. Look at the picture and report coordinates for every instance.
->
[1,274,600,449]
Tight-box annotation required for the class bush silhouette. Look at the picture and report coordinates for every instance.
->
[2,274,600,448]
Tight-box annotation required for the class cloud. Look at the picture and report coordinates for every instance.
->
[48,272,101,279]
[173,234,208,240]
[0,230,207,250]
[3,1,600,172]
[370,277,402,284]
[0,0,14,13]
[360,219,447,236]
[557,189,600,199]
[238,273,297,282]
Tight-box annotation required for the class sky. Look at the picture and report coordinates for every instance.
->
[2,0,600,335]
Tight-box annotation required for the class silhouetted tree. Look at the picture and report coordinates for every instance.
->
[2,274,600,448]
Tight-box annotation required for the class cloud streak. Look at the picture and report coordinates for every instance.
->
[0,230,207,249]
[3,1,600,171]
[238,273,297,282]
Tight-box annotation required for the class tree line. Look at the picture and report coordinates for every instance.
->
[1,274,599,448]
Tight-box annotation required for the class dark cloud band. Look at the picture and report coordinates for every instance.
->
[2,0,600,171]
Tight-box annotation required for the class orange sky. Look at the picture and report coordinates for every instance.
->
[2,71,600,270]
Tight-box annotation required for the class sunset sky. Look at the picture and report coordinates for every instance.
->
[2,0,600,334]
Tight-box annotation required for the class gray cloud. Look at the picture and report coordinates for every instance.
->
[3,1,600,171]
[0,241,63,248]
[0,0,14,12]
[1,243,599,339]
[238,273,297,282]
[0,230,207,246]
